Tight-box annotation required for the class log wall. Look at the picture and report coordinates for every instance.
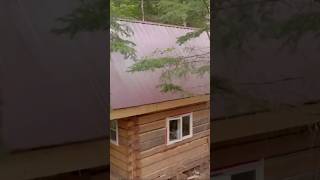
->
[110,102,210,180]
[110,118,131,179]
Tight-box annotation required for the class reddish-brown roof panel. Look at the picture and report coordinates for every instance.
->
[111,21,210,109]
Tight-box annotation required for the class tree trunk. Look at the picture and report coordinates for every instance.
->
[183,20,187,27]
[141,0,145,21]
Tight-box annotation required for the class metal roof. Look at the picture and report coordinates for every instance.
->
[110,21,210,109]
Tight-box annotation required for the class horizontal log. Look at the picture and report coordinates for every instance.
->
[111,95,209,120]
[118,128,128,138]
[110,162,128,179]
[138,129,210,160]
[137,103,209,125]
[139,135,166,152]
[193,109,210,121]
[139,137,209,168]
[194,123,210,134]
[194,117,210,127]
[110,143,128,156]
[138,119,165,134]
[139,144,208,177]
[139,128,166,143]
[110,148,129,165]
[110,156,128,172]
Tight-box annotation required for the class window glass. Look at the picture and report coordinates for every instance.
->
[110,120,118,143]
[110,130,117,142]
[169,119,180,141]
[111,120,116,130]
[182,115,191,137]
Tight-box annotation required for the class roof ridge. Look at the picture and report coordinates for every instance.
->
[117,18,198,30]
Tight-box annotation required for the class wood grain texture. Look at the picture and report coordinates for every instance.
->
[111,95,209,120]
[110,104,210,180]
[137,103,209,125]
[138,129,210,159]
[138,137,209,168]
[138,143,209,177]
[194,123,210,134]
[139,128,166,143]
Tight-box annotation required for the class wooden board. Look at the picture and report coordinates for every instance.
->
[137,103,208,125]
[194,117,210,126]
[138,129,210,159]
[138,119,166,134]
[193,109,210,121]
[110,162,128,179]
[138,137,209,168]
[194,123,210,134]
[110,143,128,156]
[110,148,128,163]
[138,144,209,177]
[139,135,166,151]
[147,156,209,180]
[110,156,128,172]
[111,95,209,120]
[139,128,166,143]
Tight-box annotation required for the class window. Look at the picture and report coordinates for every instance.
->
[110,120,118,145]
[167,113,193,145]
[211,161,263,180]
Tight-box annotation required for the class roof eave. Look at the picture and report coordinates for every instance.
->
[110,94,210,120]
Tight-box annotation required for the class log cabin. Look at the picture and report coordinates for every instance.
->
[110,20,210,180]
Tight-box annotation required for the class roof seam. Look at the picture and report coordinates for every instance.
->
[117,18,198,30]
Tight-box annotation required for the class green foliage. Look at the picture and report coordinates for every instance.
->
[128,47,210,95]
[115,0,212,94]
[110,18,137,59]
[110,0,209,28]
[128,57,179,72]
[177,25,210,45]
[111,0,141,19]
[157,0,209,27]
[111,37,137,59]
[157,83,183,93]
[194,65,210,77]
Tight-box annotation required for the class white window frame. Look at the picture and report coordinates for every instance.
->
[212,160,264,180]
[110,120,119,145]
[166,113,193,145]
